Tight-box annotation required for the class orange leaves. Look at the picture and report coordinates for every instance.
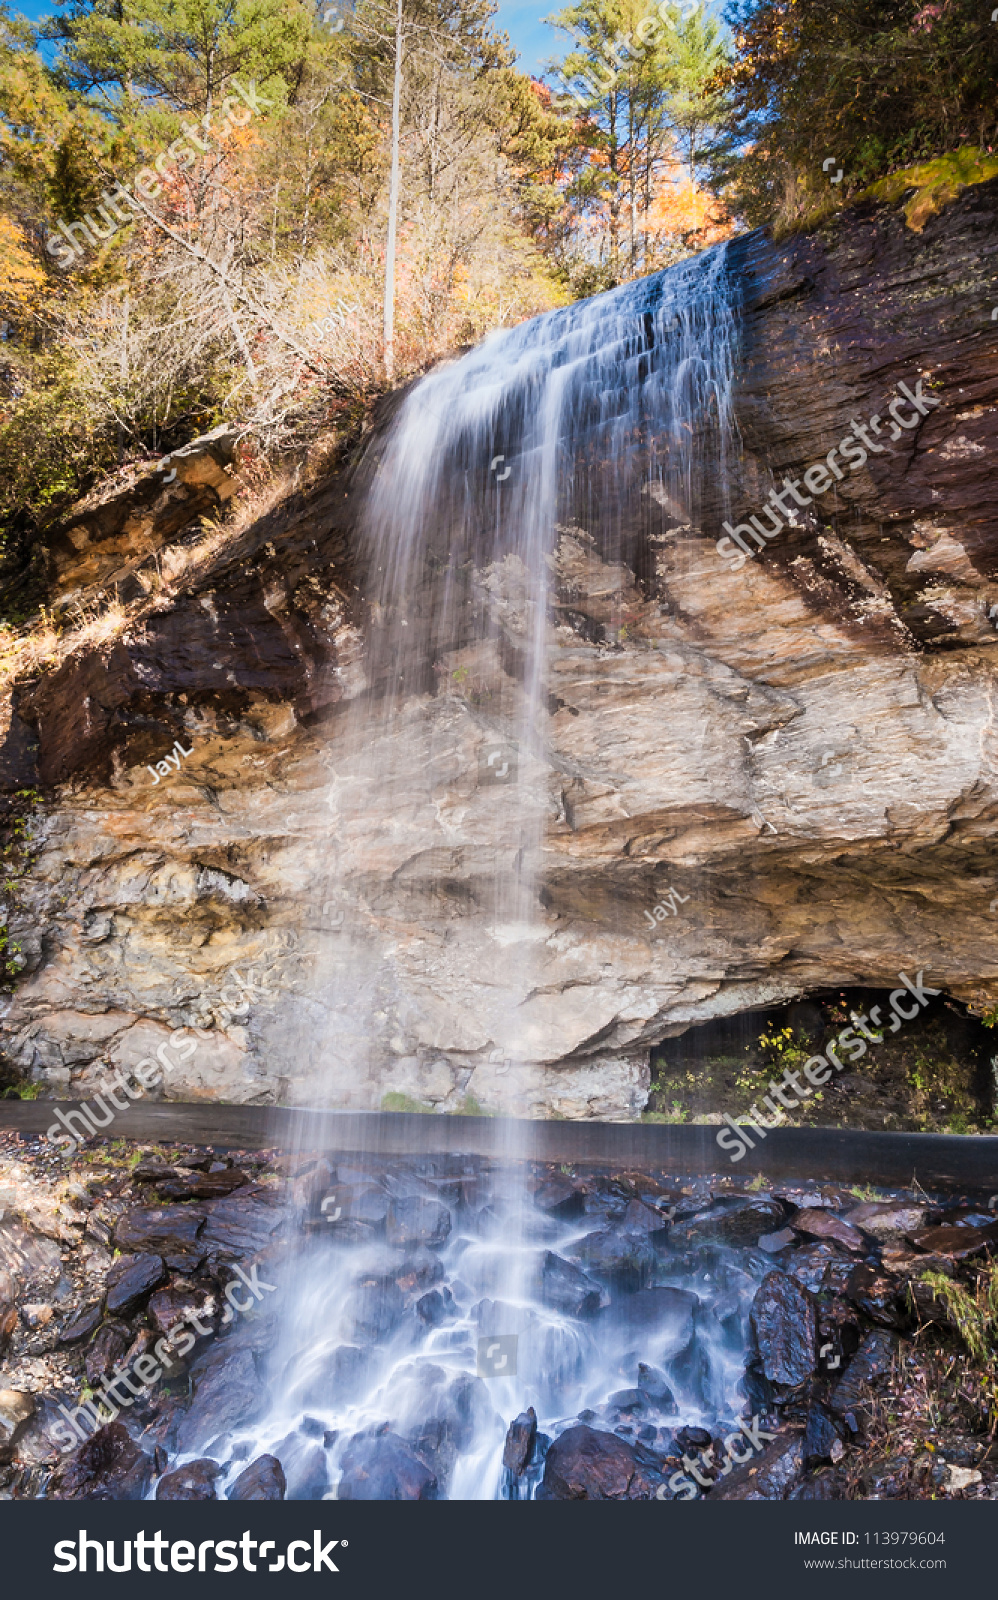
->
[0,217,47,316]
[644,170,734,253]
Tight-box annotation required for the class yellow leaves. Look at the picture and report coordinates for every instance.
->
[0,216,46,316]
[0,46,75,172]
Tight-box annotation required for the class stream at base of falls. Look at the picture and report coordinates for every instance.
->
[184,1154,931,1502]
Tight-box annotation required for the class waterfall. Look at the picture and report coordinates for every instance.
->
[192,243,753,1502]
[300,237,740,1118]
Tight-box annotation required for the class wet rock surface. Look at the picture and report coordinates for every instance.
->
[338,1431,438,1500]
[104,1254,165,1318]
[156,1456,221,1500]
[1,1131,997,1504]
[503,1407,538,1476]
[541,1424,665,1500]
[386,1197,452,1250]
[47,1422,153,1500]
[115,1206,206,1261]
[227,1453,287,1500]
[750,1272,817,1388]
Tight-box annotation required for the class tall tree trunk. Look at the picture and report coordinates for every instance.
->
[118,291,129,462]
[628,91,638,273]
[607,86,620,278]
[383,0,404,383]
[643,97,652,271]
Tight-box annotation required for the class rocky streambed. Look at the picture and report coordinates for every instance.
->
[1,1129,996,1502]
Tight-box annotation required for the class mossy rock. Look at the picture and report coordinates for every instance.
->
[380,1091,433,1114]
[862,150,998,232]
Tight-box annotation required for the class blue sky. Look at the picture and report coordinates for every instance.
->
[494,1,564,79]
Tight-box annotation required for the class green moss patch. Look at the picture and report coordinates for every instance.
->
[862,150,998,231]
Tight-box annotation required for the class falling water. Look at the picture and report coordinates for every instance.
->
[299,237,740,1117]
[203,243,751,1500]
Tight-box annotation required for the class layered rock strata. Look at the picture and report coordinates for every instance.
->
[1,181,997,1116]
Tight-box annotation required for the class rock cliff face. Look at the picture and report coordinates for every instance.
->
[2,180,997,1118]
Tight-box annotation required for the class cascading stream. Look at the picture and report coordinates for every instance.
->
[208,243,746,1500]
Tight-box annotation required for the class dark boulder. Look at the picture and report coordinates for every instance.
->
[175,1345,261,1454]
[637,1363,676,1413]
[541,1425,663,1500]
[104,1254,165,1317]
[532,1175,584,1217]
[671,1197,785,1249]
[503,1407,538,1476]
[386,1197,452,1249]
[415,1289,449,1325]
[147,1282,217,1339]
[156,1170,250,1201]
[907,1224,998,1260]
[791,1208,867,1252]
[675,1424,712,1453]
[344,1279,405,1341]
[828,1329,899,1424]
[85,1320,132,1388]
[572,1231,657,1292]
[750,1272,816,1387]
[392,1248,445,1301]
[786,1242,854,1295]
[57,1302,103,1346]
[197,1191,284,1257]
[156,1457,221,1499]
[803,1403,844,1465]
[227,1453,287,1500]
[115,1205,206,1261]
[338,1431,437,1500]
[846,1263,910,1329]
[48,1422,153,1500]
[542,1426,636,1499]
[535,1252,601,1317]
[709,1434,805,1501]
